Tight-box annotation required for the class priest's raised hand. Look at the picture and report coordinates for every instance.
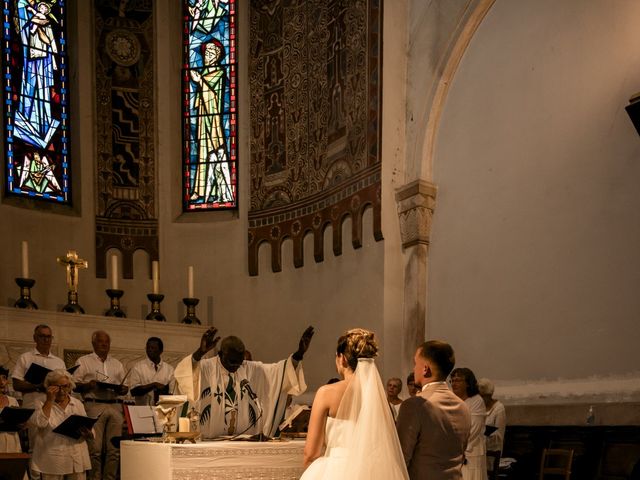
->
[193,327,221,361]
[292,326,315,366]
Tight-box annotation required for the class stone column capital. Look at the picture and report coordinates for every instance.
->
[395,180,437,248]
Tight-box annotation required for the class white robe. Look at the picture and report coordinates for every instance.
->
[174,354,306,439]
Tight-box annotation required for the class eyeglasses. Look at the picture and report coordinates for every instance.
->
[53,384,71,390]
[36,334,53,339]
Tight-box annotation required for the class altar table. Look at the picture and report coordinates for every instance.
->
[121,439,305,480]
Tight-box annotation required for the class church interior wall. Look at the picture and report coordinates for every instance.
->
[423,0,640,413]
[0,0,405,394]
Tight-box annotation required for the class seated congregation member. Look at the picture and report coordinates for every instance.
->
[128,337,175,406]
[302,328,409,479]
[406,372,419,397]
[0,365,22,453]
[174,326,314,438]
[478,378,506,455]
[451,368,487,480]
[30,369,91,480]
[396,341,471,480]
[386,377,403,421]
[73,331,128,480]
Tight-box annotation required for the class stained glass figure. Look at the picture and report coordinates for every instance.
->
[183,0,237,210]
[3,0,70,203]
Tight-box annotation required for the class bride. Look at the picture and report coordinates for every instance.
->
[301,328,409,479]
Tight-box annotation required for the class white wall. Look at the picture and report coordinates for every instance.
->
[427,0,640,387]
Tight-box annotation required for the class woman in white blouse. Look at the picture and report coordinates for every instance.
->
[29,369,92,480]
[451,367,488,480]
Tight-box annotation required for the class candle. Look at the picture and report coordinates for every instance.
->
[152,261,159,294]
[188,266,194,298]
[111,255,119,290]
[179,417,190,433]
[21,241,29,278]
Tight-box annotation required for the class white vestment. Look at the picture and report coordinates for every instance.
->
[174,354,306,438]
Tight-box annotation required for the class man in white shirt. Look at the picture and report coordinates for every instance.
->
[128,337,175,406]
[12,323,66,477]
[73,331,128,480]
[12,324,66,408]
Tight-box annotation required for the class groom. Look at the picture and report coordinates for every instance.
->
[396,340,471,479]
[175,326,314,438]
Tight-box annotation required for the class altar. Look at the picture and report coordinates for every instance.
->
[120,439,305,480]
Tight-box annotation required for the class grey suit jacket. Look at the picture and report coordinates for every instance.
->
[396,382,471,480]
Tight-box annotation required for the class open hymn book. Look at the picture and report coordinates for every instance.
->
[124,405,161,435]
[278,404,311,438]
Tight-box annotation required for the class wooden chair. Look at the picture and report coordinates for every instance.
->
[538,448,574,480]
[486,450,501,480]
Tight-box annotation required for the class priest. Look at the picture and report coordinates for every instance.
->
[174,326,314,438]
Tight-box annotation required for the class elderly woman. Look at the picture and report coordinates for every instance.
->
[451,367,487,480]
[0,365,22,453]
[29,369,91,480]
[478,378,506,454]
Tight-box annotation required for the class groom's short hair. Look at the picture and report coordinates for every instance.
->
[418,341,456,379]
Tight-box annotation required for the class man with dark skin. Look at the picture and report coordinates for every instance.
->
[177,325,314,438]
[129,337,174,405]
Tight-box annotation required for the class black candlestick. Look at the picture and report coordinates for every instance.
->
[105,289,126,318]
[14,277,37,309]
[62,290,85,314]
[146,293,167,321]
[182,297,201,325]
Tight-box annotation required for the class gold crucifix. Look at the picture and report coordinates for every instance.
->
[57,250,88,292]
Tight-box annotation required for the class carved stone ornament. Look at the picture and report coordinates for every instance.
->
[395,180,437,249]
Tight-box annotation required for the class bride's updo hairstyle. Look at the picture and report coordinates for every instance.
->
[336,328,378,371]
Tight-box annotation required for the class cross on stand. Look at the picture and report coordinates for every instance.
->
[57,250,88,314]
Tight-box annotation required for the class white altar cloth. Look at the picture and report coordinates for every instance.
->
[121,439,305,480]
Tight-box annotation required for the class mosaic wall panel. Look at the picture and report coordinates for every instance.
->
[94,0,158,278]
[248,0,382,275]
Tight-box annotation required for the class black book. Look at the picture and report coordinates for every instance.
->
[95,381,122,391]
[52,414,99,440]
[0,406,35,432]
[484,425,498,436]
[24,363,80,385]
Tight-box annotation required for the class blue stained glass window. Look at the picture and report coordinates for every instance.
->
[182,0,237,211]
[2,0,70,204]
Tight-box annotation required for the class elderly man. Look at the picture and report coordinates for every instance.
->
[12,324,66,407]
[128,337,175,406]
[175,326,314,439]
[12,323,66,477]
[396,341,471,480]
[73,331,128,480]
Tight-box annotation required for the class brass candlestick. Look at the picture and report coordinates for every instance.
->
[105,289,126,318]
[182,298,201,325]
[146,293,167,321]
[14,278,37,309]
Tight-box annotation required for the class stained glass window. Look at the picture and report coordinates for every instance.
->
[2,0,70,204]
[183,0,237,211]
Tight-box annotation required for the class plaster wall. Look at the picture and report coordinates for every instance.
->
[0,1,409,392]
[427,0,640,396]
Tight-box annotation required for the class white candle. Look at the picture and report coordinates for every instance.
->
[111,255,119,290]
[188,266,194,298]
[21,241,29,278]
[152,261,159,294]
[179,417,190,433]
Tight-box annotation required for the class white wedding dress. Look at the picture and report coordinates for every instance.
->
[301,359,409,480]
